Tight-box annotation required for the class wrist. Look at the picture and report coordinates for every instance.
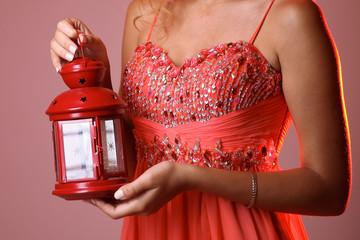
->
[172,163,199,192]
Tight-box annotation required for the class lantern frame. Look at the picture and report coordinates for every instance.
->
[46,71,129,200]
[49,116,129,200]
[49,114,128,200]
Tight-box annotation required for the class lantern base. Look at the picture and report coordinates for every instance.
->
[53,178,129,200]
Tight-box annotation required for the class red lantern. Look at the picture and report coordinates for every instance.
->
[46,55,129,200]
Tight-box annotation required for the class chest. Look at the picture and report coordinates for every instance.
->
[122,41,282,128]
[149,0,276,69]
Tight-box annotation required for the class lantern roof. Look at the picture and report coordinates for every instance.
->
[46,87,127,120]
[60,57,106,89]
[47,54,127,120]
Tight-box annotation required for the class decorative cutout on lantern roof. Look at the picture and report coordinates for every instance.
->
[46,56,127,120]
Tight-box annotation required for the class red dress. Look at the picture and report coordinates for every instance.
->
[121,0,308,239]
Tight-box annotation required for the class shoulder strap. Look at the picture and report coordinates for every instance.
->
[249,0,275,44]
[146,0,165,43]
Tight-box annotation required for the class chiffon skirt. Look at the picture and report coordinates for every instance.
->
[121,190,307,239]
[120,96,308,239]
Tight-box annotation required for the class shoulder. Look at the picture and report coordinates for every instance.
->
[274,0,323,19]
[125,0,149,30]
[122,0,145,70]
[270,0,335,69]
[272,0,327,38]
[127,0,151,15]
[126,0,158,25]
[125,0,160,43]
[122,0,157,67]
[272,1,341,111]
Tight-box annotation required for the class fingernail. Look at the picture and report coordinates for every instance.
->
[79,35,86,44]
[69,45,77,54]
[114,189,124,200]
[56,66,61,73]
[65,52,74,61]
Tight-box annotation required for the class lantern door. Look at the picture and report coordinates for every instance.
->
[98,117,126,178]
[55,119,98,183]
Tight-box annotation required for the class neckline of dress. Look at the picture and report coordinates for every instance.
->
[138,40,281,74]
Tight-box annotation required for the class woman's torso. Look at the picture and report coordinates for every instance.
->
[121,0,290,172]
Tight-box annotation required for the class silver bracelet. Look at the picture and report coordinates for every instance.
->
[246,171,258,208]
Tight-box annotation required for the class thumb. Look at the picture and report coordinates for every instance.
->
[114,174,151,200]
[114,169,154,200]
[114,182,140,200]
[114,188,125,200]
[78,33,90,46]
[78,33,105,53]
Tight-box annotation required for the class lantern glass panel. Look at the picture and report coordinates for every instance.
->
[52,123,60,181]
[100,118,124,175]
[61,120,95,180]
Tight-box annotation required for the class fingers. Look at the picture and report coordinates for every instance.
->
[56,18,78,40]
[50,18,108,73]
[86,197,139,219]
[63,18,108,59]
[90,188,159,219]
[50,48,62,73]
[91,199,132,219]
[114,172,153,200]
[50,38,75,72]
[114,189,125,200]
[50,35,74,64]
[50,18,87,72]
[58,18,94,49]
[50,20,77,72]
[85,163,180,219]
[88,175,158,218]
[55,29,78,55]
[114,184,139,200]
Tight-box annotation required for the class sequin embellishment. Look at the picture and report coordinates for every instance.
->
[135,134,278,172]
[123,41,282,128]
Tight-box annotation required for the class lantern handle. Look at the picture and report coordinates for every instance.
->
[75,29,87,67]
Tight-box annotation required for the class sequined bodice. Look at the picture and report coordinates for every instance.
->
[123,41,282,128]
[122,41,290,172]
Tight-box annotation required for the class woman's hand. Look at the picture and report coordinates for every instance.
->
[86,161,187,219]
[50,18,107,71]
[50,17,112,88]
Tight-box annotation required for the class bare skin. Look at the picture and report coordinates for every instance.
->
[50,0,351,219]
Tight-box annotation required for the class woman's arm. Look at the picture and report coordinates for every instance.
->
[90,0,351,218]
[271,0,351,214]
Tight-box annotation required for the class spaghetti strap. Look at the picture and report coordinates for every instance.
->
[146,0,165,43]
[249,0,275,44]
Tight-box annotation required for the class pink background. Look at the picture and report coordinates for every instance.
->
[0,0,358,239]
